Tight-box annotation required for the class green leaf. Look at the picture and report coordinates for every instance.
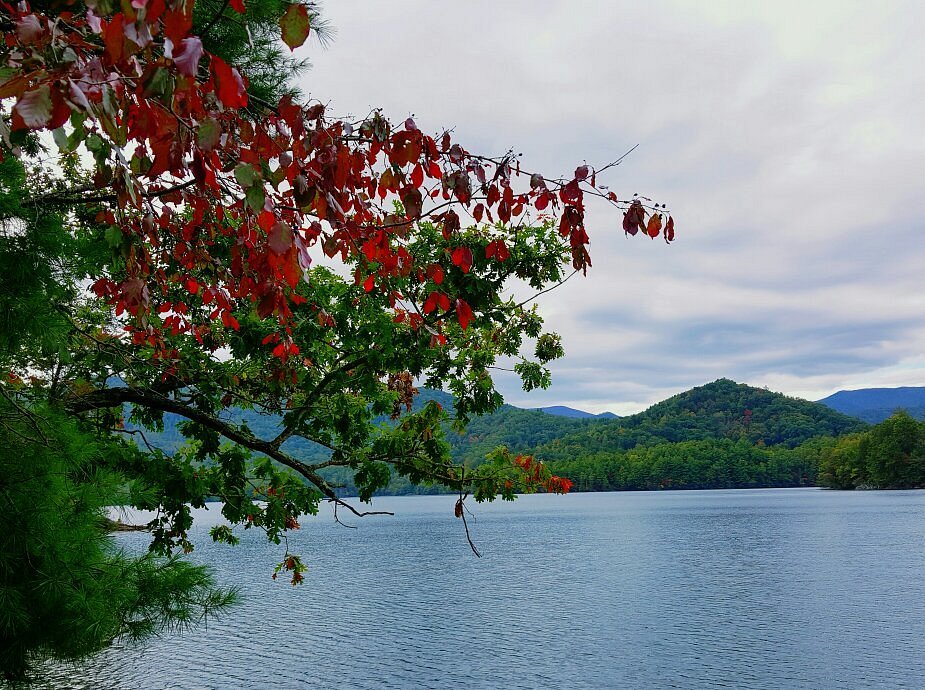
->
[279,3,311,50]
[197,118,221,151]
[141,67,173,101]
[234,163,259,188]
[51,127,70,153]
[245,185,266,213]
[104,226,124,248]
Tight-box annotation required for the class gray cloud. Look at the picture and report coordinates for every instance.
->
[301,0,925,413]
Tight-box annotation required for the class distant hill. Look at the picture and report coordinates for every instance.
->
[537,405,619,420]
[128,379,870,496]
[129,386,605,468]
[817,387,925,423]
[535,378,867,464]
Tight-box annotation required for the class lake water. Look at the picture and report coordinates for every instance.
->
[33,488,925,689]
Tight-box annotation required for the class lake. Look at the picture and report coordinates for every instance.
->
[34,488,925,689]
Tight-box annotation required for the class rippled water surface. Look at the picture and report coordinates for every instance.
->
[34,488,925,688]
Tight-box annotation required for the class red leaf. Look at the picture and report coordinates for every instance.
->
[646,213,662,239]
[456,298,473,330]
[67,80,91,112]
[401,186,423,217]
[173,36,203,77]
[410,163,424,188]
[574,165,589,181]
[473,203,484,223]
[280,3,311,50]
[221,310,240,330]
[163,5,193,44]
[451,246,473,274]
[103,14,126,63]
[268,222,292,255]
[16,15,44,44]
[664,215,675,243]
[211,56,248,109]
[427,263,444,285]
[229,0,246,11]
[623,201,645,237]
[12,85,52,130]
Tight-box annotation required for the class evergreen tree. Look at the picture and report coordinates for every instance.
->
[0,399,236,682]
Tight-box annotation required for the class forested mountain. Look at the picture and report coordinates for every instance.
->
[534,378,866,464]
[134,379,869,495]
[817,387,925,423]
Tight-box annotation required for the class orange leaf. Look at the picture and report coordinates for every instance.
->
[280,3,311,50]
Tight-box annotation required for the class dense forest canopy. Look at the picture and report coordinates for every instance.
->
[817,411,925,489]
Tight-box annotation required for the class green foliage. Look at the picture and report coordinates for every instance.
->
[547,439,822,492]
[193,0,331,107]
[818,411,925,489]
[0,399,236,681]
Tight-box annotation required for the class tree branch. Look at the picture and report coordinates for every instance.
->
[271,354,369,448]
[66,386,346,502]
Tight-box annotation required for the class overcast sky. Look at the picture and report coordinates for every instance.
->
[300,0,925,415]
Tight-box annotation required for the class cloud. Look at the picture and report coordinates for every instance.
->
[300,0,925,413]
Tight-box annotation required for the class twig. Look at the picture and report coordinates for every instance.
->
[455,494,481,558]
[332,500,357,529]
[326,496,393,519]
[515,269,579,309]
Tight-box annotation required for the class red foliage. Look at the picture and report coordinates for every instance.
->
[0,0,672,369]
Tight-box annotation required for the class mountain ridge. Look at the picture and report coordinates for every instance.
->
[536,405,618,419]
[816,386,925,423]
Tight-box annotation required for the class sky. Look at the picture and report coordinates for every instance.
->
[298,0,925,415]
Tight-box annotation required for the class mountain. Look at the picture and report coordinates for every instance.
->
[537,405,619,420]
[535,378,868,464]
[127,379,869,496]
[817,387,925,424]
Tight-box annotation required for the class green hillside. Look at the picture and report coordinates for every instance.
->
[535,378,867,464]
[131,379,868,496]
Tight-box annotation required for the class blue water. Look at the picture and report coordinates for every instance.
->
[36,488,925,688]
